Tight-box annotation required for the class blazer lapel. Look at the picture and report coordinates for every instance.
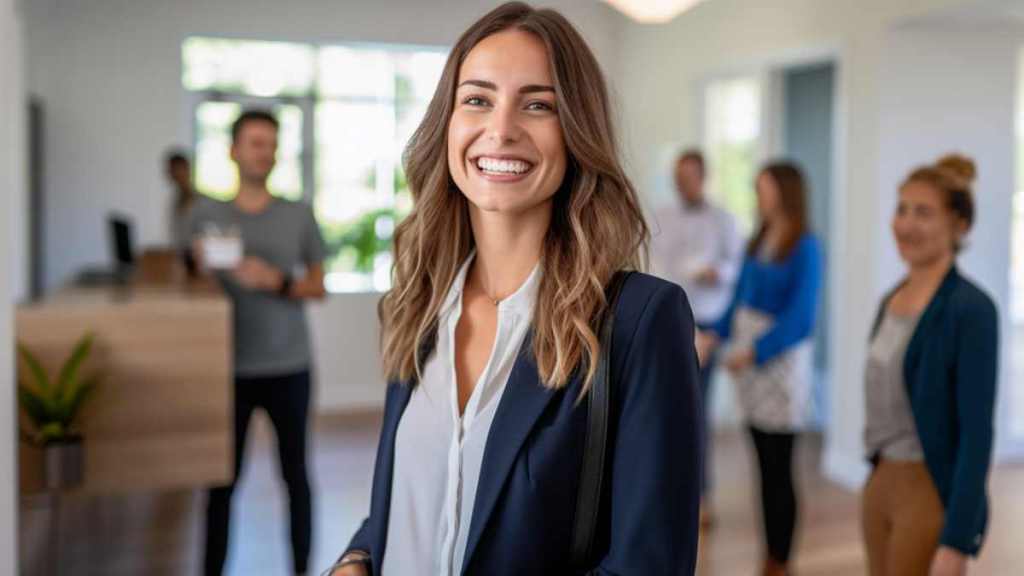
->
[904,266,958,399]
[460,332,559,574]
[368,381,413,576]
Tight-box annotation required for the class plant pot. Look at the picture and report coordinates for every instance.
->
[42,438,84,490]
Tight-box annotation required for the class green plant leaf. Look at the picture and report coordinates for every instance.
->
[17,385,50,429]
[56,332,94,403]
[17,342,51,396]
[16,333,100,444]
[39,422,66,444]
[58,375,98,429]
[338,208,397,273]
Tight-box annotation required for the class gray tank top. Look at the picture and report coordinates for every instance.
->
[864,310,924,461]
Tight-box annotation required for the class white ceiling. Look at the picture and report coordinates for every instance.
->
[901,0,1024,32]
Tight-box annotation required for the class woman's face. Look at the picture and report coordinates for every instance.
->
[755,172,781,223]
[892,181,962,267]
[447,29,567,218]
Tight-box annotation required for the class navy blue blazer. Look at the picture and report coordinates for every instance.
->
[870,266,998,555]
[343,273,702,575]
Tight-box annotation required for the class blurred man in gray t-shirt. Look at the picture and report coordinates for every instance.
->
[189,195,325,376]
[187,109,325,576]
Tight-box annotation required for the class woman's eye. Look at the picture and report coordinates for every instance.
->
[526,101,554,112]
[463,96,489,107]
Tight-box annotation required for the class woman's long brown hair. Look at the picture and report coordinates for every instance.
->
[747,162,809,260]
[378,1,648,392]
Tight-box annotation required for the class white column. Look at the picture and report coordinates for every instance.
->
[0,0,25,571]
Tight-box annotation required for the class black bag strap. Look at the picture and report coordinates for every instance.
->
[569,270,632,570]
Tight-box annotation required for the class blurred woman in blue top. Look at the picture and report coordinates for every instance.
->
[698,161,821,576]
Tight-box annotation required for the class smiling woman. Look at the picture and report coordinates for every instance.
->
[383,2,648,392]
[329,3,702,576]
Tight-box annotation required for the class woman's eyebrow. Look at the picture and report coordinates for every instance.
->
[458,79,497,90]
[519,84,555,94]
[457,79,555,94]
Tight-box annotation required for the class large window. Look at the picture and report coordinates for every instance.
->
[703,76,761,235]
[182,37,447,292]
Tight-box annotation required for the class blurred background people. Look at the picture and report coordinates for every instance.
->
[653,147,741,527]
[188,109,327,576]
[862,154,998,576]
[165,149,199,275]
[698,162,822,576]
[165,149,196,250]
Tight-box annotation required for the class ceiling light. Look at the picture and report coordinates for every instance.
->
[603,0,708,24]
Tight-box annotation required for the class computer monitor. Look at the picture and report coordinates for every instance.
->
[108,215,135,271]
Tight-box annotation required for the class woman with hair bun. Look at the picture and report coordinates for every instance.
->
[861,154,998,576]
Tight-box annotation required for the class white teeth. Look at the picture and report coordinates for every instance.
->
[477,157,532,175]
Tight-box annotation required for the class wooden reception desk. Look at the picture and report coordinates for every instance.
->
[17,259,233,494]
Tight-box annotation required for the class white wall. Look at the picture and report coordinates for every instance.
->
[876,19,1022,459]
[308,294,383,410]
[1,0,24,571]
[611,0,978,488]
[23,0,623,411]
[613,0,973,198]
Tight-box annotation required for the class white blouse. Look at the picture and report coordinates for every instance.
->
[381,256,541,576]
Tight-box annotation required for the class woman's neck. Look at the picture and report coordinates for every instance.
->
[906,253,954,292]
[889,252,954,315]
[467,203,549,302]
[761,215,790,251]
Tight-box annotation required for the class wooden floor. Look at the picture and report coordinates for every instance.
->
[19,411,1024,575]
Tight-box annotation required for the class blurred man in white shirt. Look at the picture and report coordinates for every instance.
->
[652,149,742,527]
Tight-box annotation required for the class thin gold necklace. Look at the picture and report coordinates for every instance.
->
[476,275,502,306]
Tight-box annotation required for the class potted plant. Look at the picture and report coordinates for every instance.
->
[17,332,100,490]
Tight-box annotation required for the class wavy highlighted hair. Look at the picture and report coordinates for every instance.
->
[379,1,648,392]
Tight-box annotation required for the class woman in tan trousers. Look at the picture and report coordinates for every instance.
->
[862,154,998,576]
